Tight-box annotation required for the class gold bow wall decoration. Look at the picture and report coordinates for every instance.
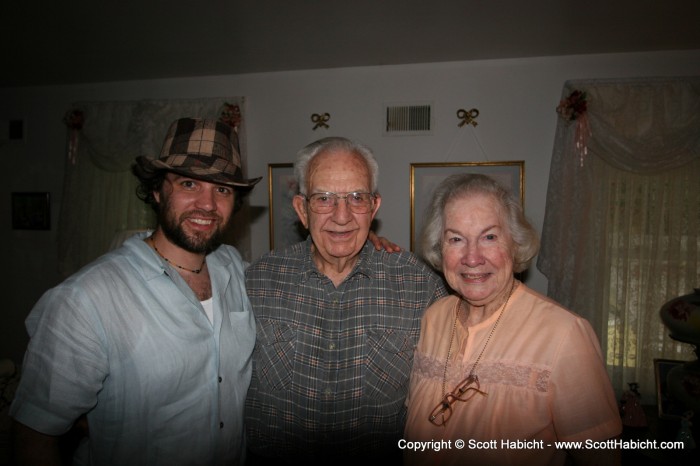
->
[457,108,479,127]
[311,113,330,130]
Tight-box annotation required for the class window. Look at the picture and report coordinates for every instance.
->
[538,77,700,403]
[602,165,698,401]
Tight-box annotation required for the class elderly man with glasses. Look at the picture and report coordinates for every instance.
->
[244,137,448,465]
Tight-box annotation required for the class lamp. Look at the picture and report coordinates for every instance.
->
[659,289,700,413]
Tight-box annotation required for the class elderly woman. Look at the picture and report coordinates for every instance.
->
[404,174,621,466]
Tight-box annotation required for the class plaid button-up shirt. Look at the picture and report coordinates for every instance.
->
[245,238,448,463]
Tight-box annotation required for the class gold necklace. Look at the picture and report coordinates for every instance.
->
[439,280,517,399]
[149,236,206,274]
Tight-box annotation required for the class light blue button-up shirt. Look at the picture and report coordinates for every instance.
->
[11,232,255,465]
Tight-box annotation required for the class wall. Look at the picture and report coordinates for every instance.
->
[2,50,700,363]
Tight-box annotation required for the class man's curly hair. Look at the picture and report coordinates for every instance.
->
[132,156,167,213]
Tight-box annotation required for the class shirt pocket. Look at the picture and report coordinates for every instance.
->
[254,320,297,391]
[364,328,416,400]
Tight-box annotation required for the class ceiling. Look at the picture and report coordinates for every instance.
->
[3,0,700,88]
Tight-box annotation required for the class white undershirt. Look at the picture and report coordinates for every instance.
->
[201,297,213,324]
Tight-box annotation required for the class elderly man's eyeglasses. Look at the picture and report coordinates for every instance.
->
[304,192,375,214]
[428,374,487,427]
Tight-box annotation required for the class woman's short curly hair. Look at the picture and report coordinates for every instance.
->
[419,173,539,273]
[131,156,247,213]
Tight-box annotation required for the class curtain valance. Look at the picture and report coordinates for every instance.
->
[566,77,700,173]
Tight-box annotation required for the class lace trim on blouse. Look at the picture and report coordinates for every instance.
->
[412,351,551,393]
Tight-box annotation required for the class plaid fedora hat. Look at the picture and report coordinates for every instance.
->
[149,118,261,188]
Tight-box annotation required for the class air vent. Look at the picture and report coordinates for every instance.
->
[383,103,432,135]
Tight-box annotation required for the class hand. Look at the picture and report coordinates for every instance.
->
[368,231,402,252]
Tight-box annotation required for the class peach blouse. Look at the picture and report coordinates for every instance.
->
[404,284,622,466]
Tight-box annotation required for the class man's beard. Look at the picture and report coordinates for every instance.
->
[157,197,227,254]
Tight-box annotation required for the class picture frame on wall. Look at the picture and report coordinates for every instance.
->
[409,161,524,252]
[654,358,687,420]
[11,192,51,230]
[268,163,307,250]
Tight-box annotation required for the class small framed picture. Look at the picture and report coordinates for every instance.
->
[12,192,51,230]
[654,358,687,420]
[268,163,307,250]
[409,162,524,252]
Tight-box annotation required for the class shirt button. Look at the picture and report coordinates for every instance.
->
[218,376,222,383]
[329,343,336,350]
[324,388,332,396]
[220,422,224,429]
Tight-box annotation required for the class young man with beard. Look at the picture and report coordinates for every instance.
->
[10,118,261,466]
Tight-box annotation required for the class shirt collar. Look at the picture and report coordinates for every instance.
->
[121,231,234,283]
[121,231,163,281]
[298,237,376,284]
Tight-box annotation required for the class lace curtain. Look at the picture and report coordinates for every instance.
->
[538,77,700,403]
[57,97,253,277]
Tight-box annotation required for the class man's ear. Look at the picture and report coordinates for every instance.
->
[370,193,382,220]
[292,195,309,229]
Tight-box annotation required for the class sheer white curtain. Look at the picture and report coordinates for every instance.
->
[57,97,253,277]
[538,77,700,403]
